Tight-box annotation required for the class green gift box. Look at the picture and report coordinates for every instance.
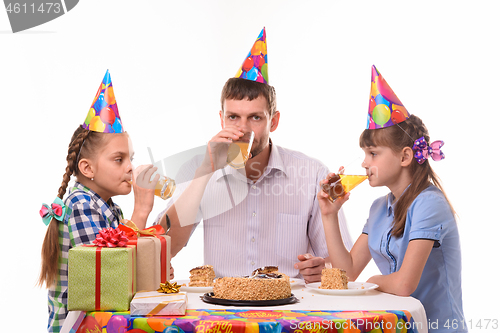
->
[68,245,136,311]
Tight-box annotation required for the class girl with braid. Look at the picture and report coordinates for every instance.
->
[318,66,466,333]
[38,71,158,333]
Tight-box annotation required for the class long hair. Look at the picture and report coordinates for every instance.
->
[38,125,107,288]
[359,114,455,238]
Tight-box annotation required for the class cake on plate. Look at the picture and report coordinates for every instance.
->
[319,268,348,289]
[213,266,291,300]
[189,265,215,287]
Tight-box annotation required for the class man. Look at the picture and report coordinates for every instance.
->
[155,28,351,282]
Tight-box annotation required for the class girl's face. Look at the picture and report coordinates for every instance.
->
[90,134,133,201]
[361,145,405,189]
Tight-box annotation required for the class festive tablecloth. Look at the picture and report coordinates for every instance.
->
[79,308,420,333]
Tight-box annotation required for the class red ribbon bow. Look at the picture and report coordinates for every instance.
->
[93,228,129,247]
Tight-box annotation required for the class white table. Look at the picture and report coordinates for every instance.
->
[186,283,428,333]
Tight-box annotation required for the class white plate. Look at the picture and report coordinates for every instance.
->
[305,281,378,295]
[289,278,304,287]
[173,279,213,293]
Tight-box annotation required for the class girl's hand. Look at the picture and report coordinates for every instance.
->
[318,171,350,217]
[131,165,158,228]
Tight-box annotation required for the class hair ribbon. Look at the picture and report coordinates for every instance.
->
[39,197,67,226]
[412,136,445,164]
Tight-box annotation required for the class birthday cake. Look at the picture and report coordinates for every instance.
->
[213,266,291,300]
[189,265,215,287]
[319,268,348,289]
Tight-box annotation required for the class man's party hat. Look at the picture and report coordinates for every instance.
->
[235,27,269,84]
[82,70,123,133]
[367,65,410,129]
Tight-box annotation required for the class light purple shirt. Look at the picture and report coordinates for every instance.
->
[155,142,352,278]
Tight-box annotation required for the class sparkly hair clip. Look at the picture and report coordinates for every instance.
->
[412,137,445,164]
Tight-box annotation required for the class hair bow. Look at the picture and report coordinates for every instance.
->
[412,136,445,164]
[39,197,67,226]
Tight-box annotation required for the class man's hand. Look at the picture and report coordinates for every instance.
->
[201,126,244,173]
[294,253,325,283]
[169,265,175,280]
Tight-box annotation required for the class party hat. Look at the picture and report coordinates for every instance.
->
[367,65,410,129]
[235,27,269,84]
[82,70,123,133]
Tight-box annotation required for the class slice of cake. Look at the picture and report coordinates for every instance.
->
[189,265,215,287]
[213,267,291,301]
[252,265,279,275]
[319,268,348,289]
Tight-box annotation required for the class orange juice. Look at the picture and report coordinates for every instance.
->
[227,142,250,169]
[154,176,176,200]
[322,174,368,202]
[128,177,176,200]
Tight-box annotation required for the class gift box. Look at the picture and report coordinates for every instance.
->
[130,291,188,316]
[68,245,136,311]
[128,235,171,291]
[118,221,171,291]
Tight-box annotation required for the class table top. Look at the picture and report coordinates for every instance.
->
[63,281,429,333]
[183,282,428,333]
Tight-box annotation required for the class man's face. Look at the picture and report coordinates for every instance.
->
[220,95,279,159]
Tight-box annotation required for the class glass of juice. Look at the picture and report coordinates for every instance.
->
[154,176,176,200]
[227,131,255,169]
[130,165,176,200]
[321,167,368,203]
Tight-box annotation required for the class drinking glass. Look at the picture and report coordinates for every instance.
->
[227,131,255,169]
[321,166,367,202]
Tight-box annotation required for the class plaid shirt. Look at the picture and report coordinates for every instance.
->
[47,182,123,333]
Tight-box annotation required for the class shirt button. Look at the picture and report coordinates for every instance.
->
[252,212,256,217]
[251,261,255,266]
[251,237,255,242]
[252,185,257,189]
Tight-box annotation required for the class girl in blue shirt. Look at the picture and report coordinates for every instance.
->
[318,66,466,333]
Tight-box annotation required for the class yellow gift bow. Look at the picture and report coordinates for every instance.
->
[134,291,186,316]
[157,281,181,294]
[118,219,164,238]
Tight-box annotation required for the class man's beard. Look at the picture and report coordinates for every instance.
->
[249,138,268,159]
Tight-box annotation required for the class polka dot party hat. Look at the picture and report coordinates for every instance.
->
[367,65,410,129]
[235,27,268,84]
[82,70,123,133]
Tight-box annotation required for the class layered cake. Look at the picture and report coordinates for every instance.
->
[213,266,291,300]
[189,265,215,287]
[319,268,348,289]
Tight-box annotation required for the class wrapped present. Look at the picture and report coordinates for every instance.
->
[119,220,171,291]
[130,291,188,316]
[68,229,136,311]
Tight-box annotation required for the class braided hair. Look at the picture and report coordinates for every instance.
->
[359,115,455,238]
[38,125,107,287]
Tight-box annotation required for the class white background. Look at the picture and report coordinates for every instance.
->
[1,0,499,331]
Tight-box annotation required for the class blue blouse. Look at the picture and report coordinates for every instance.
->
[363,185,467,333]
